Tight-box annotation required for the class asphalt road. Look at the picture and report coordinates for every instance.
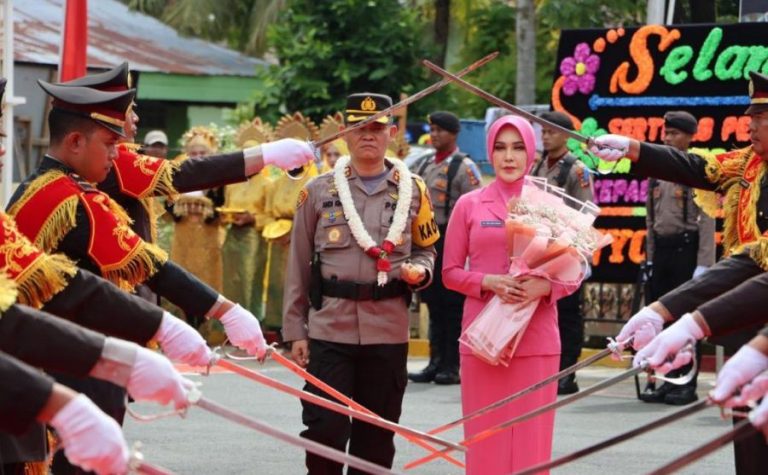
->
[123,358,735,474]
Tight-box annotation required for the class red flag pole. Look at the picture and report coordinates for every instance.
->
[58,0,88,82]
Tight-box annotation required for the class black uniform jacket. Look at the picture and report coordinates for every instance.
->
[7,157,219,317]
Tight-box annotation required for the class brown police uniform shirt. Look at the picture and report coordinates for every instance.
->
[531,152,594,205]
[282,161,437,345]
[645,179,716,266]
[410,150,482,226]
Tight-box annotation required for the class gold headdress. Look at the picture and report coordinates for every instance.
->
[275,112,319,141]
[235,117,275,148]
[182,126,219,153]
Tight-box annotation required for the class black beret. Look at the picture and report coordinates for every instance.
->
[540,111,574,131]
[664,111,698,135]
[428,111,460,134]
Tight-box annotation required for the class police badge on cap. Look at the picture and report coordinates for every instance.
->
[345,93,393,124]
[746,71,768,115]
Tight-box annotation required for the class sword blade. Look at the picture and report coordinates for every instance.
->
[195,397,403,475]
[405,365,645,470]
[646,419,756,475]
[269,350,464,468]
[514,399,710,475]
[421,60,588,144]
[428,347,615,436]
[312,52,498,148]
[217,359,464,453]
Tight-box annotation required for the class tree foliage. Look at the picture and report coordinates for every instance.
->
[249,0,430,123]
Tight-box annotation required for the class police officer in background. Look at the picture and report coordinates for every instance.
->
[531,111,594,394]
[282,93,437,474]
[408,111,481,385]
[641,111,715,405]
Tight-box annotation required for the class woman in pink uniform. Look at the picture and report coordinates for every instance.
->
[442,115,578,474]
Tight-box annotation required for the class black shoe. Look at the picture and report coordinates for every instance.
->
[434,371,460,385]
[639,382,674,403]
[408,364,438,383]
[557,376,579,395]
[664,385,698,406]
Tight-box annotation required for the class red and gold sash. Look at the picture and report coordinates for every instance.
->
[113,143,178,199]
[701,146,768,269]
[0,212,77,308]
[8,170,167,291]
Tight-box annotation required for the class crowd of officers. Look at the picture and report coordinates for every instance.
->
[2,59,768,475]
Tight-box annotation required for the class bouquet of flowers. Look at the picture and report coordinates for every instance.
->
[459,177,613,366]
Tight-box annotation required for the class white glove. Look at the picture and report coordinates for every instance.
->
[692,265,708,279]
[633,313,705,373]
[49,394,130,475]
[127,347,194,409]
[588,134,630,161]
[154,312,213,366]
[260,138,315,170]
[711,345,768,404]
[616,306,665,350]
[219,304,267,358]
[729,372,768,407]
[749,395,768,439]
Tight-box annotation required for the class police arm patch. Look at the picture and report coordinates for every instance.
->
[296,187,309,209]
[411,178,440,247]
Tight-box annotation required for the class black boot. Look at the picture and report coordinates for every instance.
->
[557,374,579,395]
[408,361,439,383]
[434,368,460,385]
[639,382,674,403]
[664,384,698,405]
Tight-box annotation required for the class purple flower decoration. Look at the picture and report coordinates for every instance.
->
[560,43,600,96]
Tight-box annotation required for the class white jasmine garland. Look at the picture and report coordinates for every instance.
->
[333,155,413,285]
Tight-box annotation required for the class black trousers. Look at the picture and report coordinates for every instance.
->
[557,289,583,372]
[648,238,701,388]
[301,340,408,475]
[420,229,465,373]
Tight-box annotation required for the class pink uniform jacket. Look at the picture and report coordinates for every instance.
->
[442,180,579,357]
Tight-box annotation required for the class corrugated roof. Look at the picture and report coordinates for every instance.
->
[13,0,266,76]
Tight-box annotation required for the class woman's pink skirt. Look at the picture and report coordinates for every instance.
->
[460,352,560,475]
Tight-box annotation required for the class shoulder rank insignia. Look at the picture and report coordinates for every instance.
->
[296,187,309,209]
[465,160,482,187]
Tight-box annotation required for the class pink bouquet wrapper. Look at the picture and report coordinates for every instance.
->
[460,183,611,366]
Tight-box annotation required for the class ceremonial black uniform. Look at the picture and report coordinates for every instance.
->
[626,142,768,474]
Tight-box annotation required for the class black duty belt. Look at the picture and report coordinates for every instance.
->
[654,231,699,249]
[322,278,409,301]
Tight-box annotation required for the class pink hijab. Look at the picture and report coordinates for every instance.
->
[486,115,537,200]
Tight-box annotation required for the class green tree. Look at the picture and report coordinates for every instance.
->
[123,0,287,56]
[250,0,430,123]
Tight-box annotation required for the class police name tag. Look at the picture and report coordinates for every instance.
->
[481,220,503,228]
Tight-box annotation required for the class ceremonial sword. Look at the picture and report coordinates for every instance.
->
[126,388,405,474]
[404,363,651,470]
[646,418,756,475]
[215,358,464,453]
[513,399,711,475]
[427,340,626,437]
[406,346,698,470]
[285,52,499,179]
[267,348,465,468]
[420,60,627,157]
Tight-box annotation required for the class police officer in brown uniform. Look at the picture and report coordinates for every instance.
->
[531,111,594,394]
[282,93,438,474]
[641,111,715,405]
[408,111,481,385]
